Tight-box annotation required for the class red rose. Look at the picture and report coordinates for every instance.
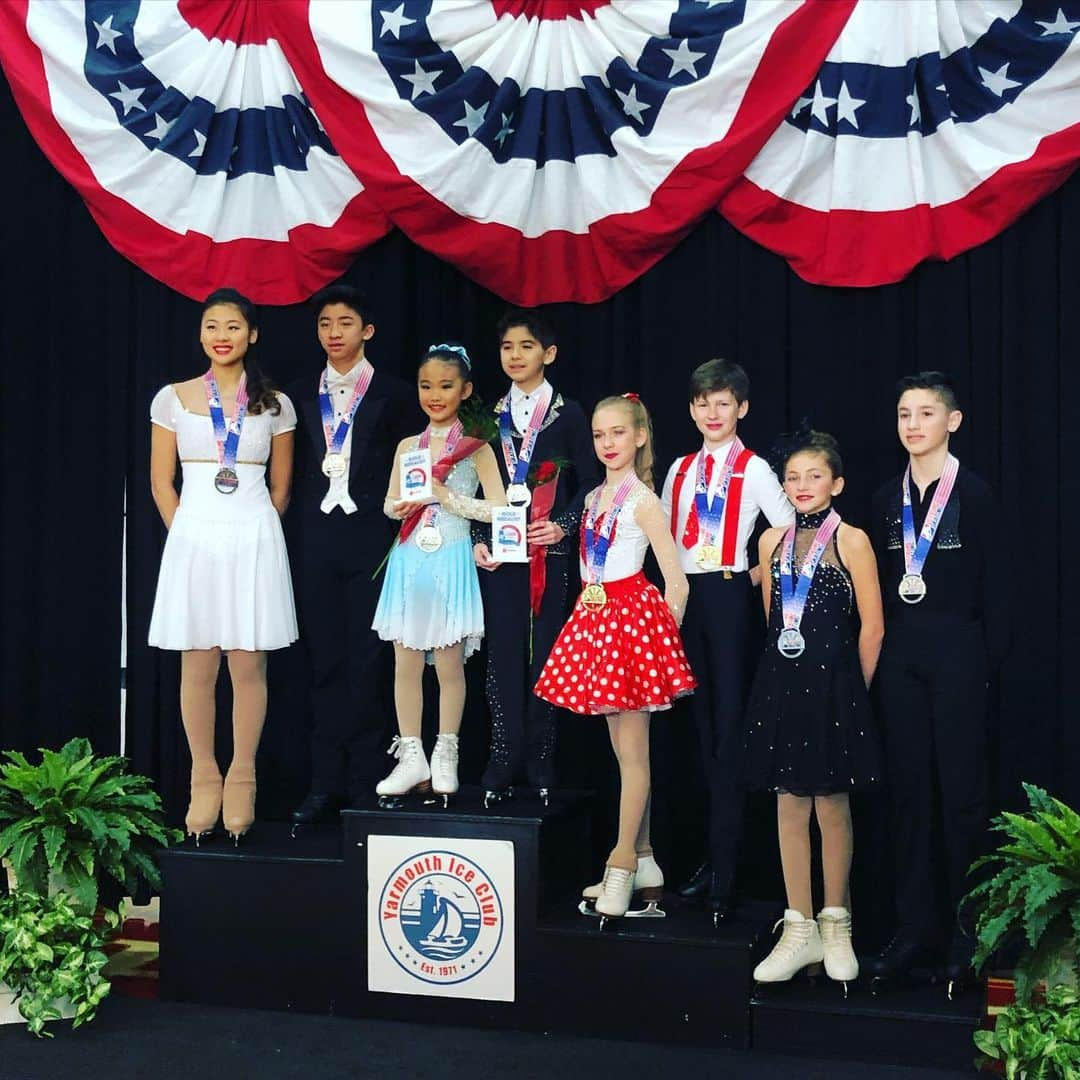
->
[534,460,558,485]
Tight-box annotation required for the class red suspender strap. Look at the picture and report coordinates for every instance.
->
[670,453,699,537]
[720,449,755,567]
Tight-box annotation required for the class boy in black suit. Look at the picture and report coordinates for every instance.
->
[289,285,421,825]
[473,309,599,804]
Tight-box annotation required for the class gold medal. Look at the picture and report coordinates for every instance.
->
[580,583,608,610]
[696,544,721,569]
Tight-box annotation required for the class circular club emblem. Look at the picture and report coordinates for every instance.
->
[378,850,504,986]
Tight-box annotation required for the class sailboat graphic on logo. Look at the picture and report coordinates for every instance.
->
[401,879,481,961]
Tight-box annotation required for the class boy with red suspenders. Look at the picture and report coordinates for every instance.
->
[661,359,793,922]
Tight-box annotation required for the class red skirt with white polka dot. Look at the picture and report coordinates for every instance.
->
[533,572,697,715]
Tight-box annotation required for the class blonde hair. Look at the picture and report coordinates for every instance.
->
[594,394,655,490]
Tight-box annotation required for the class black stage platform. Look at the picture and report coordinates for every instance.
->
[158,792,982,1069]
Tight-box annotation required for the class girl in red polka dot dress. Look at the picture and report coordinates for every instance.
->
[534,394,695,920]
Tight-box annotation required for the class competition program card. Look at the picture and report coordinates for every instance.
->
[400,448,433,502]
[491,506,529,563]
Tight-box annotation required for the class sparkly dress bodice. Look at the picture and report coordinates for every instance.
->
[405,434,480,545]
[766,508,853,643]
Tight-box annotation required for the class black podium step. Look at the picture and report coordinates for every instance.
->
[158,821,348,1012]
[530,900,771,1048]
[750,977,982,1069]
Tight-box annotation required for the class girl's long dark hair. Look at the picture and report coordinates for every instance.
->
[201,288,280,416]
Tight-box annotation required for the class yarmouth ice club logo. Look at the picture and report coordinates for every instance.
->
[378,849,504,986]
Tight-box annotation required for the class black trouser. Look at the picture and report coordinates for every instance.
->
[876,619,989,943]
[480,555,570,789]
[296,511,394,799]
[680,571,756,899]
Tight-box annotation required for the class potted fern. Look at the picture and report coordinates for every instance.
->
[966,783,1080,1003]
[0,737,180,912]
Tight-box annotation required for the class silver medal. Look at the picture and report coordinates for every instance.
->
[321,452,347,479]
[506,482,532,507]
[415,525,443,553]
[898,573,927,604]
[214,467,239,494]
[777,627,806,659]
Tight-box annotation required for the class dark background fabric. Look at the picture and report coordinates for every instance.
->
[2,70,1076,933]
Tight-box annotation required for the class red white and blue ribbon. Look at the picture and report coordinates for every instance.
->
[414,419,464,535]
[582,473,639,585]
[203,368,249,472]
[319,359,374,455]
[692,437,744,548]
[499,384,553,489]
[778,509,841,635]
[901,453,960,579]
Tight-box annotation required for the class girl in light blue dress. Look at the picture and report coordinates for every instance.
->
[372,344,505,804]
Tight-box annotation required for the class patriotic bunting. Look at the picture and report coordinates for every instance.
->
[1,0,1078,304]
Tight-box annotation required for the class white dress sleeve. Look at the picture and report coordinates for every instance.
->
[150,385,178,431]
[271,391,297,435]
[749,455,795,527]
[659,459,679,535]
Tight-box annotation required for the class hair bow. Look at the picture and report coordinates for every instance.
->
[622,392,640,401]
[428,342,472,370]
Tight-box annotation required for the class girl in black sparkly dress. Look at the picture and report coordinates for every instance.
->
[744,431,883,990]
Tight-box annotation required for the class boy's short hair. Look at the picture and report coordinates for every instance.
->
[690,359,750,404]
[311,283,374,325]
[896,371,960,412]
[496,308,557,350]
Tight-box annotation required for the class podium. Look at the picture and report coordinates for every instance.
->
[158,787,762,1046]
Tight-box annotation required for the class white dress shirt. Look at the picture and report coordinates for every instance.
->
[660,438,794,574]
[508,379,551,435]
[320,361,365,515]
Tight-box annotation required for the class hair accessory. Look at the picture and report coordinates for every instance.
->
[428,342,472,370]
[622,392,640,401]
[767,416,814,475]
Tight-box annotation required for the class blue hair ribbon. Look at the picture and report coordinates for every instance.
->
[427,342,471,370]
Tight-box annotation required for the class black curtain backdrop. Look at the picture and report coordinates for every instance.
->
[3,71,1078,935]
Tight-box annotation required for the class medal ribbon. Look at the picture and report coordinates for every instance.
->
[582,474,639,585]
[203,369,249,472]
[901,454,959,577]
[779,510,842,632]
[416,420,464,531]
[689,438,745,547]
[499,385,553,487]
[319,359,374,455]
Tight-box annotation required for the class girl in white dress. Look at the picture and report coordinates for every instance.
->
[149,288,298,843]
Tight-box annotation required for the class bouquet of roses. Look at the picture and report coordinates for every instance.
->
[527,457,567,615]
[397,400,497,545]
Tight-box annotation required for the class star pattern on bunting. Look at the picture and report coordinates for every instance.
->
[979,62,1021,97]
[93,14,122,54]
[1036,9,1080,35]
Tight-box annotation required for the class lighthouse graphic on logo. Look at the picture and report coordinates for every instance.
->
[400,879,482,962]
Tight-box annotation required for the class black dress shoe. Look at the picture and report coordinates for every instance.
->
[708,883,737,924]
[676,861,712,899]
[944,931,976,999]
[481,762,515,807]
[290,792,344,827]
[867,933,937,985]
